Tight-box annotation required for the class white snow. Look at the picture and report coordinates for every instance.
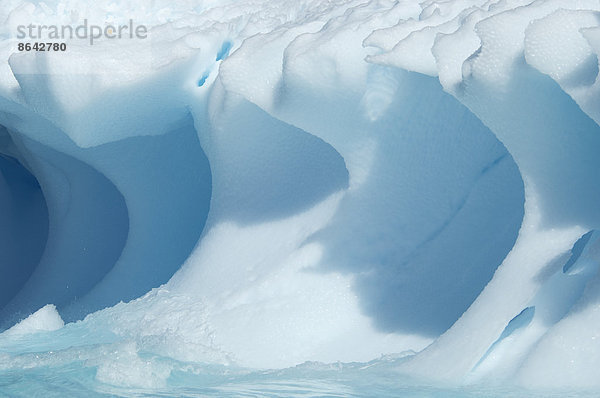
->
[0,0,600,391]
[4,304,64,335]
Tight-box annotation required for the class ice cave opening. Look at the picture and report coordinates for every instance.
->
[0,119,213,329]
[0,125,49,312]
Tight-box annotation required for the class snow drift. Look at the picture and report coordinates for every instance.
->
[0,0,599,391]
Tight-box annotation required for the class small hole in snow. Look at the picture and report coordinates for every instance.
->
[216,41,232,61]
[563,230,594,273]
[499,306,535,340]
[198,72,209,87]
[473,306,536,371]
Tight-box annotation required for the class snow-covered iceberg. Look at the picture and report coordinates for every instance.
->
[1,0,600,394]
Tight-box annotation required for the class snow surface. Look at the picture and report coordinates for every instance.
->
[3,304,63,335]
[0,0,600,393]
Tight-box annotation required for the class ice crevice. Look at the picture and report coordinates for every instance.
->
[1,0,600,390]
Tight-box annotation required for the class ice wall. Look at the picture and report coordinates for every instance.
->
[0,127,48,310]
[0,0,599,390]
[0,70,212,326]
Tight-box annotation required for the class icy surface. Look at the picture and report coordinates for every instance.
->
[0,0,600,395]
[3,304,63,335]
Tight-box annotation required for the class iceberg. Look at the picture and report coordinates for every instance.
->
[1,0,600,395]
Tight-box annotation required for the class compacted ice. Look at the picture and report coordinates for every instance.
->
[1,0,600,394]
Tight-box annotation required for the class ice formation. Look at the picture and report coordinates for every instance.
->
[1,0,600,392]
[3,304,63,335]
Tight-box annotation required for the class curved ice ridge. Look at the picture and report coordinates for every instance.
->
[0,0,599,390]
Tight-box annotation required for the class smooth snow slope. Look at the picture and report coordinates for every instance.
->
[0,0,598,391]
